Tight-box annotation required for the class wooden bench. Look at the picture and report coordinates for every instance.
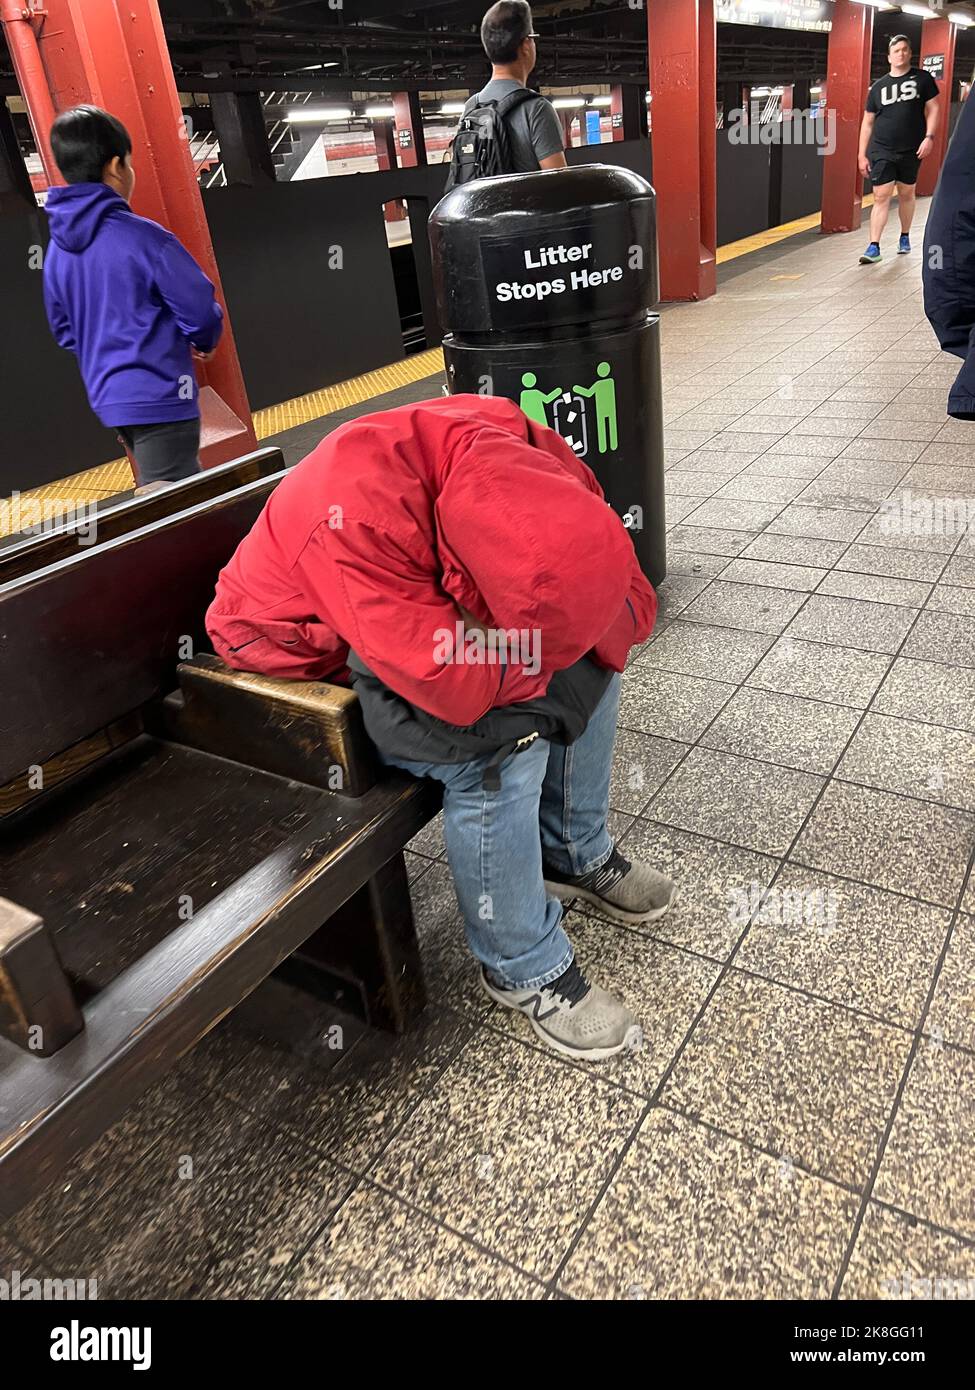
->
[0,473,440,1218]
[0,446,285,584]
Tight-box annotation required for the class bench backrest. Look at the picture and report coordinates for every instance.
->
[0,447,285,584]
[0,470,285,786]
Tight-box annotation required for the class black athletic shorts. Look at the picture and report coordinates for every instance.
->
[868,149,921,188]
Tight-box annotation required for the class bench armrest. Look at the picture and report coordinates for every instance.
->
[170,653,377,795]
[0,898,84,1056]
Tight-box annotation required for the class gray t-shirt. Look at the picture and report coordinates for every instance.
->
[476,78,564,172]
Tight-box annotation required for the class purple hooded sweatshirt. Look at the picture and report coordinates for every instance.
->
[42,183,224,427]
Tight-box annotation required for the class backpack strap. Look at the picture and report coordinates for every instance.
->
[494,87,539,120]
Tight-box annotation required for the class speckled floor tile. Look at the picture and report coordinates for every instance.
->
[745,636,890,711]
[853,514,956,554]
[610,726,686,814]
[559,1107,858,1300]
[619,663,735,742]
[902,611,975,668]
[927,915,975,1054]
[720,558,827,592]
[665,549,731,580]
[841,1201,975,1300]
[736,865,949,1028]
[836,542,948,581]
[837,713,975,813]
[653,573,710,619]
[665,496,700,525]
[700,687,859,774]
[682,497,785,532]
[875,1043,975,1241]
[792,782,975,907]
[663,972,912,1187]
[928,584,975,618]
[742,453,830,480]
[666,524,756,557]
[642,620,775,683]
[488,909,719,1096]
[43,1093,355,1298]
[613,817,779,959]
[714,474,809,505]
[766,504,868,542]
[10,1068,209,1256]
[784,594,915,655]
[874,657,975,733]
[816,570,931,608]
[943,553,975,587]
[647,747,824,856]
[208,973,476,1170]
[741,532,848,567]
[408,812,446,860]
[371,1028,644,1279]
[678,580,807,635]
[406,849,434,884]
[765,436,853,461]
[795,480,891,512]
[282,1183,545,1300]
[665,470,736,498]
[838,437,925,464]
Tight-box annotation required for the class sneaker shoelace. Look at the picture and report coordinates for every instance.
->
[547,960,591,1008]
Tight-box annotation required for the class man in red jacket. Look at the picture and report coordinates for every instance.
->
[207,395,675,1060]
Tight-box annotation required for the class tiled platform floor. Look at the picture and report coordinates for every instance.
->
[4,204,975,1300]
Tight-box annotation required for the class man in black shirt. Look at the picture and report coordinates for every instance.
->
[857,34,939,264]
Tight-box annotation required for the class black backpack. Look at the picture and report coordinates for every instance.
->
[445,87,537,190]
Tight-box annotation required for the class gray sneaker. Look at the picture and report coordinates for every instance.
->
[544,845,677,926]
[480,960,643,1061]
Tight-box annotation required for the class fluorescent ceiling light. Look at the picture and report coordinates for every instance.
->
[849,0,893,8]
[949,11,975,24]
[287,107,352,123]
[552,97,584,109]
[589,96,612,106]
[901,4,936,15]
[441,101,466,114]
[365,105,395,118]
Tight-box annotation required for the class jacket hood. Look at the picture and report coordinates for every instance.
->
[435,414,635,671]
[45,183,128,253]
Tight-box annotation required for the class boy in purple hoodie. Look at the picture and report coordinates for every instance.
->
[43,106,224,486]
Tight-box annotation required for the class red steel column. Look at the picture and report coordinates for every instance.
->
[917,17,956,197]
[821,0,874,234]
[647,0,716,301]
[610,84,626,141]
[5,0,256,461]
[393,91,427,167]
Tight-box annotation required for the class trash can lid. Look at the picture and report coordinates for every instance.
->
[431,163,654,226]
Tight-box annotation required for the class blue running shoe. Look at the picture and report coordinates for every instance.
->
[898,233,911,254]
[859,242,882,264]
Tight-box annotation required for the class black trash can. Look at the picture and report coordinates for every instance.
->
[429,164,666,585]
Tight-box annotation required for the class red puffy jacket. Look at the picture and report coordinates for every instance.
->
[206,394,656,726]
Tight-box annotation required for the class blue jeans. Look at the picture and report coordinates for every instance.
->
[380,673,621,990]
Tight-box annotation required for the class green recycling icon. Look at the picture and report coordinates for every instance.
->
[519,362,618,458]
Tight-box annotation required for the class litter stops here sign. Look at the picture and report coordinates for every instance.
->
[478,216,645,333]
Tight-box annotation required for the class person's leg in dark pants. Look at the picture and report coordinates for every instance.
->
[117,418,202,486]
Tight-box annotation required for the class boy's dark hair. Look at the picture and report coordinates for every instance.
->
[888,33,911,52]
[481,1,534,65]
[50,104,132,184]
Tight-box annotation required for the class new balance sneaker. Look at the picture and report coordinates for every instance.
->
[859,242,882,264]
[898,233,911,254]
[480,960,643,1061]
[543,845,677,926]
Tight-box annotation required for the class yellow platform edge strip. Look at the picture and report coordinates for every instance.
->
[3,200,872,534]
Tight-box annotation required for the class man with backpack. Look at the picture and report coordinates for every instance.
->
[447,1,567,188]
